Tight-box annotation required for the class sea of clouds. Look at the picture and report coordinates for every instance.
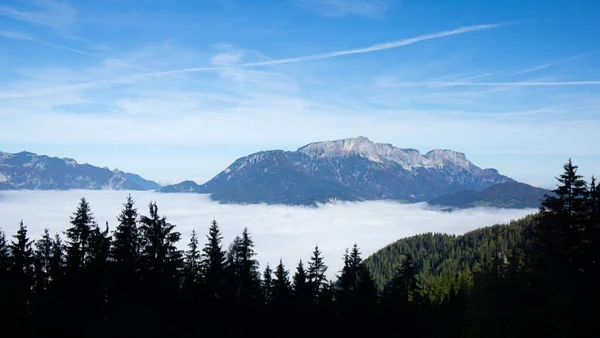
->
[0,190,536,278]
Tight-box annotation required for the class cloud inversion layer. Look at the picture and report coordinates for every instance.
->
[0,190,535,278]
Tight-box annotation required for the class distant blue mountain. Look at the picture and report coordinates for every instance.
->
[161,136,515,206]
[0,151,161,191]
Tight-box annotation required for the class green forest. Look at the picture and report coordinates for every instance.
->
[0,159,598,337]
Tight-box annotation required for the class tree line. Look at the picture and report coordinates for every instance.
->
[0,159,599,337]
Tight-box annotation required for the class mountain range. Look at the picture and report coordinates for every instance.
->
[0,151,160,191]
[1,137,549,209]
[160,137,542,207]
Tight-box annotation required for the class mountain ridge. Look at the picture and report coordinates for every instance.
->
[161,136,517,205]
[0,151,161,191]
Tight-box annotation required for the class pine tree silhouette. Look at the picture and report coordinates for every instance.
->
[201,220,226,304]
[307,245,327,305]
[8,221,34,336]
[293,259,310,317]
[65,198,96,270]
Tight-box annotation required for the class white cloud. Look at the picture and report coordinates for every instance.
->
[0,190,535,279]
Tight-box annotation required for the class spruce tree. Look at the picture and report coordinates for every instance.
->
[261,264,273,304]
[201,220,226,302]
[183,229,201,288]
[225,235,242,302]
[112,194,139,266]
[237,228,260,306]
[139,202,182,279]
[336,244,377,318]
[49,234,64,284]
[292,260,310,315]
[34,228,53,293]
[538,159,589,267]
[110,195,140,313]
[10,220,34,283]
[65,198,96,270]
[272,259,292,304]
[307,245,328,304]
[337,248,353,308]
[8,221,34,335]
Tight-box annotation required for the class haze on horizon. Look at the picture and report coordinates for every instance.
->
[1,0,599,188]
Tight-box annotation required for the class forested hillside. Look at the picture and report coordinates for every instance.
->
[364,214,536,290]
[0,160,598,337]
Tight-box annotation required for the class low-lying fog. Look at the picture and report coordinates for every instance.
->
[0,190,536,278]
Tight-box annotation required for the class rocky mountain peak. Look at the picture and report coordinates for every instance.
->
[297,137,478,171]
[298,136,385,162]
[425,149,471,170]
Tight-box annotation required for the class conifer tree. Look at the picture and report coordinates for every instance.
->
[237,228,260,306]
[139,202,182,279]
[388,254,419,304]
[49,234,64,284]
[261,264,273,304]
[8,221,34,334]
[292,260,310,315]
[337,248,353,307]
[272,259,292,304]
[225,235,242,302]
[0,229,8,273]
[110,195,140,312]
[112,194,139,266]
[34,228,53,293]
[537,159,589,268]
[307,245,328,304]
[138,201,182,319]
[85,221,111,328]
[337,244,377,317]
[88,221,111,268]
[183,230,201,288]
[0,229,9,333]
[202,220,226,302]
[10,220,34,282]
[65,198,96,269]
[0,229,9,291]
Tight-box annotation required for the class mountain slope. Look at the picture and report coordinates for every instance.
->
[0,151,160,191]
[427,182,550,209]
[161,136,514,205]
[363,214,537,290]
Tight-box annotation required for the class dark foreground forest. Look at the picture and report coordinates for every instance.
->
[0,160,599,337]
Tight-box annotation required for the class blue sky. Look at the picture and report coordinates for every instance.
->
[1,0,599,188]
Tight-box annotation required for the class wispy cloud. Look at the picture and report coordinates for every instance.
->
[0,23,507,99]
[297,0,393,18]
[134,23,506,78]
[372,80,600,88]
[503,54,590,77]
[0,30,122,63]
[0,0,77,33]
